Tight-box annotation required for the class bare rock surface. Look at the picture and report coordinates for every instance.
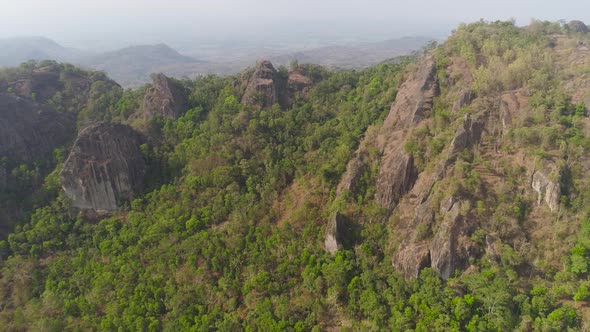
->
[60,122,146,211]
[140,73,188,120]
[325,212,345,254]
[531,167,561,212]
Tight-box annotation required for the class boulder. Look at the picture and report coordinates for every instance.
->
[325,212,345,254]
[287,69,313,102]
[567,20,589,33]
[531,168,560,212]
[140,73,188,120]
[60,122,146,211]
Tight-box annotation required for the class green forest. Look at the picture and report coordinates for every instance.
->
[2,20,590,331]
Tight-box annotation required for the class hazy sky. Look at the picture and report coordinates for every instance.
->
[2,0,589,49]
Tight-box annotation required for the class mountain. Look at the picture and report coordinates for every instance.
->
[269,36,434,69]
[0,37,84,66]
[80,43,205,88]
[3,20,590,331]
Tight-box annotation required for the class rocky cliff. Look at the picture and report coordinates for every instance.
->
[59,122,146,211]
[375,56,439,210]
[140,73,189,120]
[0,93,75,161]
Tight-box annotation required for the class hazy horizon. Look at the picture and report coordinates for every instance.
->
[1,0,589,51]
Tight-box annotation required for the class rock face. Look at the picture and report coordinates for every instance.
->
[141,73,188,120]
[375,57,439,209]
[241,61,314,109]
[325,212,345,254]
[242,61,284,108]
[451,89,474,113]
[60,122,146,211]
[0,93,75,161]
[567,20,589,33]
[531,168,561,212]
[449,114,485,156]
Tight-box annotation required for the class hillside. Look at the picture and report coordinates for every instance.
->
[0,37,83,67]
[2,20,590,331]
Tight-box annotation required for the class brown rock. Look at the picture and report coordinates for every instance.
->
[141,73,188,120]
[60,122,146,211]
[241,60,284,108]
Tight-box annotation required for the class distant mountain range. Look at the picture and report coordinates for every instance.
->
[0,36,433,88]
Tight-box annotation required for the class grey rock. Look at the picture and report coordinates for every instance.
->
[567,20,589,33]
[325,212,345,254]
[449,114,484,156]
[393,241,431,279]
[531,168,561,212]
[141,73,188,120]
[451,89,474,113]
[60,122,146,211]
[0,93,75,161]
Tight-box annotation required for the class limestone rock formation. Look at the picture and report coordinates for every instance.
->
[0,93,75,161]
[531,168,561,212]
[325,212,345,254]
[60,122,146,211]
[140,73,188,120]
[567,20,589,33]
[375,56,439,209]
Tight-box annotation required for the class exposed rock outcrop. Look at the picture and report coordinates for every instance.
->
[140,73,188,120]
[429,201,476,279]
[60,122,146,211]
[451,89,474,113]
[241,61,284,108]
[531,167,561,212]
[287,69,313,102]
[241,61,313,109]
[393,242,431,278]
[449,114,485,156]
[567,20,589,33]
[0,93,75,161]
[375,56,439,209]
[325,212,345,254]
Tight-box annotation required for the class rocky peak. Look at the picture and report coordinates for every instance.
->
[59,122,146,211]
[241,60,283,108]
[567,20,589,33]
[140,73,189,120]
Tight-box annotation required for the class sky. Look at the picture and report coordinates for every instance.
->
[1,0,589,49]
